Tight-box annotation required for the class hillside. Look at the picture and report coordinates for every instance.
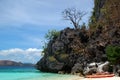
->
[0,60,34,66]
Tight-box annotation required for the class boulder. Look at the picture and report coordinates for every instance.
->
[83,61,110,75]
[71,63,84,75]
[83,62,98,75]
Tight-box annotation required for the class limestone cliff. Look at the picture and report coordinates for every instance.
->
[36,0,120,75]
[37,28,89,73]
[90,0,120,29]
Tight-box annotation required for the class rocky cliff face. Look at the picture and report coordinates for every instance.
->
[37,0,120,75]
[91,0,120,27]
[37,28,89,73]
[93,0,106,22]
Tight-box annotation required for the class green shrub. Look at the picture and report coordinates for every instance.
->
[45,29,60,40]
[106,45,120,64]
[42,29,60,55]
[48,56,56,62]
[54,51,59,55]
[42,41,48,54]
[60,54,69,59]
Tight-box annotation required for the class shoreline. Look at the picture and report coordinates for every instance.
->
[68,76,120,80]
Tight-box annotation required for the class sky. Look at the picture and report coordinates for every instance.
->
[0,0,94,63]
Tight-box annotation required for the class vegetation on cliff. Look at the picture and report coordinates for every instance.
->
[106,45,120,73]
[106,45,120,64]
[45,29,60,41]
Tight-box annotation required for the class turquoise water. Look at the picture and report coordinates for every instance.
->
[0,66,74,80]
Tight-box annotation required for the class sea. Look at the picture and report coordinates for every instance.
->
[0,66,75,80]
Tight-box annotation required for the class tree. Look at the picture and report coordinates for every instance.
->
[45,29,60,41]
[62,8,86,29]
[106,45,120,73]
[42,29,60,54]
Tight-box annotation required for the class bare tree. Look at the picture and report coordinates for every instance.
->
[62,8,86,29]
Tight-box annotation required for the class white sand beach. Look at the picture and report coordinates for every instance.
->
[68,76,120,80]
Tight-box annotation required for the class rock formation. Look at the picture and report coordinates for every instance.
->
[37,0,120,75]
[83,61,110,75]
[37,27,89,73]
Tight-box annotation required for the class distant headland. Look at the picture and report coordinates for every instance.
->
[0,60,34,66]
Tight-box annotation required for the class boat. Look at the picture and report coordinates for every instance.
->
[86,73,115,78]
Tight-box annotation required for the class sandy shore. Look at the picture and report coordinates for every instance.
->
[26,74,120,80]
[68,76,120,80]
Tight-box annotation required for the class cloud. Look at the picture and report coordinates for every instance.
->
[0,0,94,56]
[0,48,43,63]
[0,0,94,27]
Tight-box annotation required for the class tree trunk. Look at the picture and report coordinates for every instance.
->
[73,22,78,29]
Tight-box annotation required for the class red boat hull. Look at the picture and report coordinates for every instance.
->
[86,74,115,78]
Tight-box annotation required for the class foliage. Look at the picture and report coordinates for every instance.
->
[42,29,60,54]
[62,8,86,29]
[42,41,48,54]
[45,29,60,41]
[106,45,120,64]
[89,0,101,30]
[48,56,56,62]
[89,0,105,30]
[59,54,69,59]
